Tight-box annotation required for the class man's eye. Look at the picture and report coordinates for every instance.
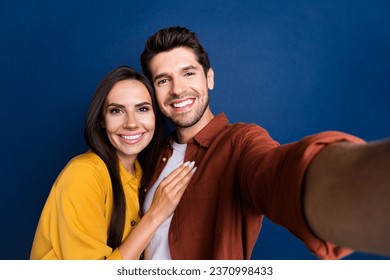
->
[184,71,195,77]
[157,78,169,85]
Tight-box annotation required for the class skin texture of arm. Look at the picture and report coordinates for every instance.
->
[118,161,196,259]
[304,139,390,256]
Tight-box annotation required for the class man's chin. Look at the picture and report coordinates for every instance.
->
[169,116,199,129]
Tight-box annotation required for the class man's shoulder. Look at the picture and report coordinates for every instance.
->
[219,113,267,131]
[225,120,269,135]
[216,119,279,149]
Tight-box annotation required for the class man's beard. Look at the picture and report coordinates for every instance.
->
[168,96,209,129]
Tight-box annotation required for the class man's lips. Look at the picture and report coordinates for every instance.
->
[171,98,194,109]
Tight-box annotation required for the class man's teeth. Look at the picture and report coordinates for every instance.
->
[122,134,142,140]
[173,99,193,108]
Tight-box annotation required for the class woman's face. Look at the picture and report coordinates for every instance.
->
[103,79,155,166]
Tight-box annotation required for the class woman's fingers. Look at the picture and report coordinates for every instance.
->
[154,161,197,202]
[159,161,196,190]
[170,164,197,197]
[147,162,197,222]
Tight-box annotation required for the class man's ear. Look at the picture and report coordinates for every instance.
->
[207,68,214,90]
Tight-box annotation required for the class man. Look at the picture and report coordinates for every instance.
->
[140,26,389,260]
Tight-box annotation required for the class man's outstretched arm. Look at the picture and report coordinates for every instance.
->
[304,139,390,256]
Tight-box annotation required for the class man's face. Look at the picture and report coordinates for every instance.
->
[149,47,214,128]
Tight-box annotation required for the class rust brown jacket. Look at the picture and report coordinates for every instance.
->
[141,113,363,259]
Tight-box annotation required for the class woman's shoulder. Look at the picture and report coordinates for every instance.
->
[57,151,109,185]
[53,150,111,195]
[66,150,106,171]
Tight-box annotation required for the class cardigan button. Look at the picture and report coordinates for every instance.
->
[130,220,136,227]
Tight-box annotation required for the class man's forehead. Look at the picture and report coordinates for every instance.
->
[150,47,198,74]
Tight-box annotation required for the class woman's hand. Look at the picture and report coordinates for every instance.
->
[118,161,196,259]
[146,161,197,223]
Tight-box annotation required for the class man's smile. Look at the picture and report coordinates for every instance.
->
[172,98,194,109]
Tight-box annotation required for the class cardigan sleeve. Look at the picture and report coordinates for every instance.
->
[29,154,125,260]
[54,157,121,259]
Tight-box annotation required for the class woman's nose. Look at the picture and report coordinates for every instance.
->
[123,111,139,129]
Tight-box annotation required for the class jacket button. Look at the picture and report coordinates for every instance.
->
[162,157,167,162]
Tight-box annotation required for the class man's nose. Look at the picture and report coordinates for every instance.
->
[170,78,186,96]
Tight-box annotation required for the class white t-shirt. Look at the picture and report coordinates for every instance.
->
[142,142,187,259]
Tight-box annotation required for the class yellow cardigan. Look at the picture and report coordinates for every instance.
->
[30,151,142,260]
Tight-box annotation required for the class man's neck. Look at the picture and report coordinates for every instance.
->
[176,110,214,144]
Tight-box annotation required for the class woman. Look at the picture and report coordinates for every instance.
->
[30,66,196,259]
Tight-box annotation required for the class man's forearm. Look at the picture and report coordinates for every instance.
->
[303,139,390,256]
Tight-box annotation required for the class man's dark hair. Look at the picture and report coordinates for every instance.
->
[141,26,211,82]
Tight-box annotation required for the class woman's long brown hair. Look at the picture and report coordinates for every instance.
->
[84,66,164,249]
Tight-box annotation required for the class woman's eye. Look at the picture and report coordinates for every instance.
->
[138,106,150,112]
[110,108,122,114]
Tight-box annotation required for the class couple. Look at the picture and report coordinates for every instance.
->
[30,26,390,260]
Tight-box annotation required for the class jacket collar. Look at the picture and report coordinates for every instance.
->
[168,113,229,148]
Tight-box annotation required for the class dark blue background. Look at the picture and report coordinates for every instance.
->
[0,0,389,260]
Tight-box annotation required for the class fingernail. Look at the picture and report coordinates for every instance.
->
[188,161,195,168]
[191,166,197,174]
[183,161,191,166]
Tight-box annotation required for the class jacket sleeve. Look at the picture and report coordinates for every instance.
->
[238,126,364,259]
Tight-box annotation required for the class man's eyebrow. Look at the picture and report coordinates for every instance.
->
[153,65,199,83]
[181,65,198,72]
[153,72,168,83]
